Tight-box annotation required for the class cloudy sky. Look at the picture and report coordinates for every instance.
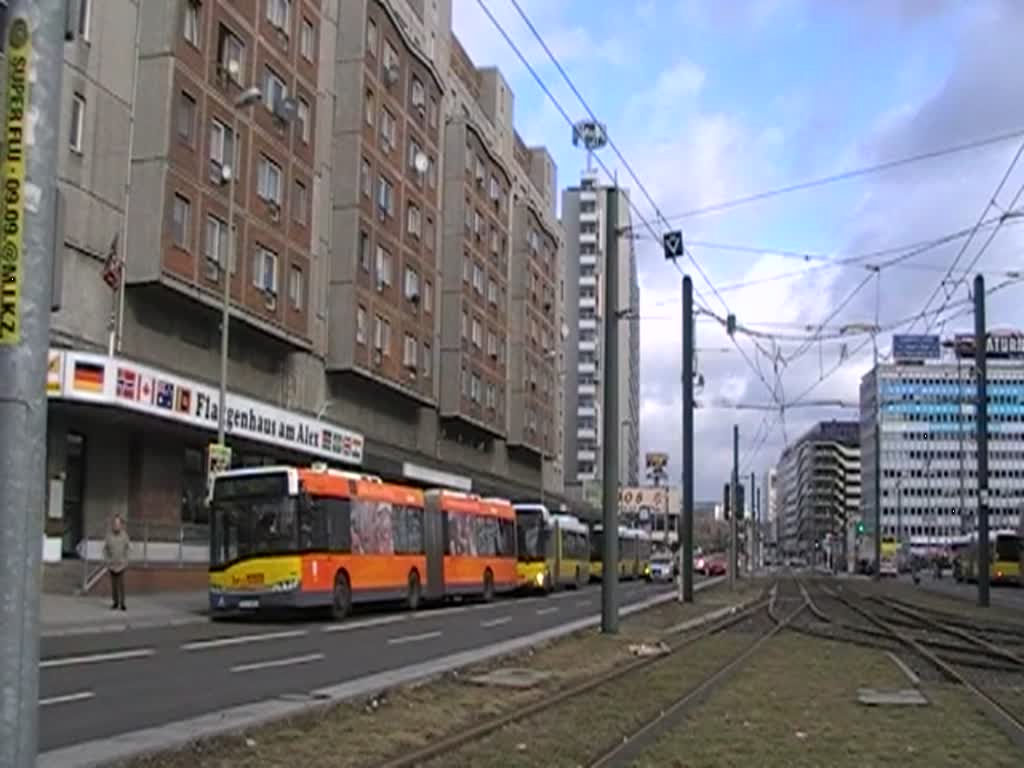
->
[453,0,1024,501]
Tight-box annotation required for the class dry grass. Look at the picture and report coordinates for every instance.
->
[122,580,761,768]
[633,631,1022,768]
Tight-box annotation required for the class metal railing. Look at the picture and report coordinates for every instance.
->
[79,521,210,590]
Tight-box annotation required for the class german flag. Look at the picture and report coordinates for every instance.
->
[72,361,105,393]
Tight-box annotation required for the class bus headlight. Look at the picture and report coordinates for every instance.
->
[535,572,546,586]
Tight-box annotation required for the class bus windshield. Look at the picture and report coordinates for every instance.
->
[516,510,547,562]
[995,535,1021,562]
[590,529,604,561]
[210,474,299,566]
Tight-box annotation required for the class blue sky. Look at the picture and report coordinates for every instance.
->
[453,0,1024,497]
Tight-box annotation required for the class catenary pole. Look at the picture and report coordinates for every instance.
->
[974,274,990,608]
[600,187,620,633]
[681,275,694,602]
[730,424,738,589]
[0,3,66,765]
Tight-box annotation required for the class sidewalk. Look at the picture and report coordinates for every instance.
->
[41,590,208,638]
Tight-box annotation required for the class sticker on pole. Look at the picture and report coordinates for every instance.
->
[1,17,31,345]
[206,443,233,502]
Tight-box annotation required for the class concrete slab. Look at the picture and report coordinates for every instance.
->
[467,667,552,689]
[857,688,929,706]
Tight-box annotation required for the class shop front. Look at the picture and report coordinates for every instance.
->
[44,349,365,570]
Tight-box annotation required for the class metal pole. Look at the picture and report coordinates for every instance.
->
[957,354,966,533]
[897,475,903,546]
[681,276,694,602]
[113,0,143,354]
[600,188,620,634]
[974,274,990,607]
[750,471,755,572]
[217,114,239,446]
[730,424,738,589]
[0,5,64,764]
[872,335,882,581]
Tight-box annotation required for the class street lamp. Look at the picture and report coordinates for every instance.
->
[216,75,286,448]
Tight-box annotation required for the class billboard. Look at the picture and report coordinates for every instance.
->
[618,485,680,522]
[892,334,940,362]
[645,452,669,471]
[953,330,1024,360]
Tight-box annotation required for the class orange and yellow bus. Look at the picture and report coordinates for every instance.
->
[208,465,517,618]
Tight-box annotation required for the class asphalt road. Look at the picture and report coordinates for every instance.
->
[915,572,1024,609]
[38,579,694,752]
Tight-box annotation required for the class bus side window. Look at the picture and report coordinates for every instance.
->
[320,498,351,553]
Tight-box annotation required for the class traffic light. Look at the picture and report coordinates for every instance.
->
[856,521,865,536]
[726,314,736,336]
[737,483,745,521]
[722,482,731,520]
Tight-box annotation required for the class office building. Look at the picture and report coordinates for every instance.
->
[561,170,640,505]
[860,339,1024,541]
[777,420,860,560]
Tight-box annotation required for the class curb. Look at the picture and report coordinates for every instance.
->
[41,614,208,639]
[39,578,725,768]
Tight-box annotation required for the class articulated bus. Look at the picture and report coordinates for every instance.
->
[208,465,517,618]
[957,529,1023,586]
[879,536,901,577]
[513,504,591,592]
[589,525,653,581]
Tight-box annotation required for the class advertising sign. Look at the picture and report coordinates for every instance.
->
[953,330,1024,360]
[645,452,669,471]
[892,334,940,362]
[618,485,680,518]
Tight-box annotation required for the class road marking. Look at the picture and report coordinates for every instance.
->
[322,614,409,634]
[536,606,559,616]
[576,599,592,608]
[39,691,95,707]
[231,653,325,673]
[480,616,511,628]
[40,648,155,669]
[182,629,308,651]
[387,630,442,646]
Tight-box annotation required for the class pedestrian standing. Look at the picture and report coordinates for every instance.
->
[104,514,130,611]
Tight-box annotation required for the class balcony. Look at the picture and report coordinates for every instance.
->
[579,253,598,268]
[579,209,599,224]
[577,428,597,440]
[577,450,597,462]
[579,318,597,331]
[579,189,597,203]
[578,405,596,418]
[578,362,597,375]
[579,295,596,309]
[578,339,597,353]
[579,231,598,245]
[578,383,596,396]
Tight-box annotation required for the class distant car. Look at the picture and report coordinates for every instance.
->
[705,557,727,576]
[649,555,674,582]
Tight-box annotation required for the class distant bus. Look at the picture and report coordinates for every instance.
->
[208,465,517,619]
[589,525,653,581]
[957,529,1022,586]
[513,504,590,592]
[879,536,900,577]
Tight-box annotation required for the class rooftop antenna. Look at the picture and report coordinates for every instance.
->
[572,119,608,174]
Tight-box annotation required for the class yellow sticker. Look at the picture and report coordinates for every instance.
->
[0,17,31,345]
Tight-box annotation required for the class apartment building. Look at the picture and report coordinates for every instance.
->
[561,171,640,506]
[35,0,571,579]
[776,420,861,561]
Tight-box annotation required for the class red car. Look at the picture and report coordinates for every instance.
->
[695,555,727,576]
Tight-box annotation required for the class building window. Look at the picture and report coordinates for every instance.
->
[471,317,481,348]
[209,119,236,175]
[266,0,290,31]
[374,314,391,354]
[486,383,496,409]
[472,262,483,293]
[487,331,497,358]
[288,264,303,309]
[356,305,367,344]
[410,77,425,110]
[375,245,392,287]
[358,231,370,271]
[383,42,398,72]
[263,65,287,111]
[361,157,371,197]
[427,156,436,189]
[423,280,433,313]
[403,334,417,368]
[366,18,378,56]
[364,89,375,127]
[470,374,481,403]
[428,95,438,129]
[377,175,393,216]
[253,245,279,294]
[300,17,315,60]
[407,203,421,237]
[217,25,244,82]
[425,215,435,251]
[487,279,497,305]
[78,0,91,42]
[292,180,307,223]
[408,138,422,172]
[183,0,200,47]
[296,97,311,143]
[176,91,196,144]
[404,266,419,300]
[463,252,471,282]
[204,214,236,273]
[461,310,468,339]
[171,194,190,249]
[257,156,282,204]
[380,108,395,151]
[422,342,432,377]
[69,94,85,153]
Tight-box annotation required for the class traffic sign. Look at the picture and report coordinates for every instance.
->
[663,230,684,260]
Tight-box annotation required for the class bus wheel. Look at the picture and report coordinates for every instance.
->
[482,569,495,603]
[407,570,422,611]
[331,572,352,621]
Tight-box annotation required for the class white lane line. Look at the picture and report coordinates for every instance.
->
[480,616,511,628]
[387,630,442,646]
[536,606,559,616]
[182,629,308,651]
[39,691,95,707]
[230,653,325,674]
[40,648,155,669]
[322,614,409,634]
[576,599,592,608]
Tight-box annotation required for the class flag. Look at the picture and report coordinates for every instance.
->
[72,361,105,393]
[137,374,154,404]
[155,380,174,409]
[175,385,192,414]
[47,353,62,395]
[116,367,137,400]
[102,233,122,290]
